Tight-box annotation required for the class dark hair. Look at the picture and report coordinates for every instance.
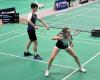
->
[31,3,38,9]
[62,27,69,34]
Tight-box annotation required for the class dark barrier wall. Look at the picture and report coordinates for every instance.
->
[0,7,16,19]
[80,0,89,4]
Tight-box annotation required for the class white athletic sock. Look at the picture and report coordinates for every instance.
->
[25,49,28,53]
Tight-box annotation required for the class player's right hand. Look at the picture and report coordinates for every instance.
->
[35,26,39,29]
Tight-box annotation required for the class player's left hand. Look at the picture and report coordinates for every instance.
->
[70,43,74,47]
[45,25,49,30]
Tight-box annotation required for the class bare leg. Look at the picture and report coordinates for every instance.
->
[47,46,59,70]
[65,46,81,68]
[33,40,37,53]
[65,46,86,72]
[25,39,32,52]
[33,40,42,60]
[45,46,59,76]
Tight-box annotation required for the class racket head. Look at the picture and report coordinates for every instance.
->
[41,29,46,36]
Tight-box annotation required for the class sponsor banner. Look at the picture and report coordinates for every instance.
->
[54,0,68,10]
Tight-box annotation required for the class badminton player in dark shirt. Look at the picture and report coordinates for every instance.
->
[45,27,86,77]
[24,3,49,60]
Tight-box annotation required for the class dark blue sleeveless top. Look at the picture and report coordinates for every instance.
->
[27,14,37,31]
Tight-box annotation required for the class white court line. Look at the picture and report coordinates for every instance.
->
[93,5,100,7]
[75,40,100,46]
[44,8,85,22]
[45,6,95,22]
[84,7,100,9]
[0,51,76,70]
[74,37,100,42]
[0,31,99,72]
[12,31,100,46]
[6,31,100,46]
[0,31,99,69]
[0,33,26,44]
[0,30,15,37]
[82,51,100,66]
[15,30,100,42]
[1,29,99,43]
[41,3,99,30]
[45,4,97,24]
[43,22,100,30]
[46,8,94,24]
[62,51,100,80]
[40,0,96,19]
[62,68,79,80]
[36,31,100,46]
[38,19,99,30]
[13,31,26,34]
[0,29,99,79]
[77,15,100,19]
[1,31,99,79]
[52,9,97,26]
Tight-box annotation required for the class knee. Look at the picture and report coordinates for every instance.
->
[34,41,37,45]
[34,42,37,46]
[50,57,55,61]
[74,56,78,61]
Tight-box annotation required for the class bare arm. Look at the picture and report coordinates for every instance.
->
[69,35,74,47]
[37,17,49,30]
[28,20,38,29]
[69,42,74,47]
[52,34,63,40]
[28,20,35,27]
[52,36,60,40]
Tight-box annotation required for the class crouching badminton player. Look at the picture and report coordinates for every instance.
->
[45,27,86,77]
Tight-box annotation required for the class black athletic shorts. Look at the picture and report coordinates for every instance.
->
[27,29,37,41]
[56,40,68,49]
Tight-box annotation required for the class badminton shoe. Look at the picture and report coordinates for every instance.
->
[34,54,42,60]
[45,70,49,77]
[79,66,86,73]
[24,51,33,56]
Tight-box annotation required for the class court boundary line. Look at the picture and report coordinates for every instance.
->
[42,2,98,24]
[45,8,86,22]
[0,33,26,44]
[41,0,97,19]
[51,9,97,26]
[15,30,100,42]
[0,29,99,79]
[36,31,100,46]
[75,40,100,46]
[0,30,16,37]
[0,31,99,46]
[74,37,100,42]
[38,35,100,46]
[18,22,100,32]
[41,3,100,30]
[77,15,100,19]
[45,8,96,23]
[62,51,100,80]
[0,35,99,79]
[0,51,76,70]
[40,22,100,30]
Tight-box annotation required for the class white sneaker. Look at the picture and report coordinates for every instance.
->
[79,67,86,73]
[45,70,49,77]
